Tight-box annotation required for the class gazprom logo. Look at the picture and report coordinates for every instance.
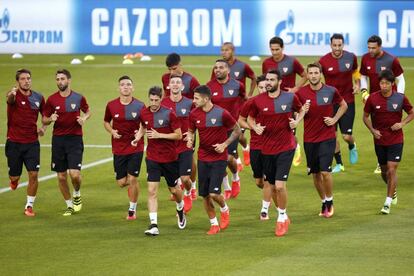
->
[275,10,350,46]
[0,9,63,44]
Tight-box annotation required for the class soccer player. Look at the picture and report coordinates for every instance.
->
[161,53,200,99]
[43,69,91,216]
[319,33,360,173]
[186,85,241,235]
[104,76,144,220]
[296,63,347,218]
[161,75,196,213]
[363,70,413,214]
[5,69,46,216]
[238,75,276,220]
[132,86,185,236]
[207,59,246,199]
[210,42,257,169]
[359,35,405,174]
[262,36,307,167]
[248,70,308,236]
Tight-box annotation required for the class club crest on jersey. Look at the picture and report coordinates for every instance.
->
[228,90,234,95]
[211,118,217,124]
[323,97,329,103]
[35,101,40,107]
[71,103,76,110]
[381,66,387,71]
[131,112,137,118]
[114,114,119,118]
[283,67,288,73]
[392,104,398,109]
[158,119,164,125]
[21,101,26,105]
[281,105,287,111]
[181,109,186,114]
[234,72,240,77]
[345,63,350,69]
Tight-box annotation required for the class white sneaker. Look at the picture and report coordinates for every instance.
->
[144,224,159,236]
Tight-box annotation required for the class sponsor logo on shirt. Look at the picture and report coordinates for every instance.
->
[213,92,218,96]
[392,104,398,109]
[328,67,333,71]
[211,118,217,124]
[263,107,268,111]
[145,121,148,125]
[381,66,387,71]
[55,106,60,110]
[196,120,200,124]
[21,101,25,105]
[367,66,371,70]
[131,112,137,118]
[71,103,76,110]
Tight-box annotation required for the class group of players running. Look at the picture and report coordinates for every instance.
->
[5,34,413,237]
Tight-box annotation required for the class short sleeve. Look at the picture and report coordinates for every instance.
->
[403,95,413,113]
[332,88,344,105]
[244,63,256,79]
[104,104,112,123]
[292,94,303,112]
[80,96,89,113]
[169,110,181,131]
[43,98,54,117]
[293,58,305,75]
[222,109,236,129]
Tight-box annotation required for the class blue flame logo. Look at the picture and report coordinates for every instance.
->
[287,10,294,31]
[1,9,10,29]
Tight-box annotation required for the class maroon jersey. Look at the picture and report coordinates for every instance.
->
[140,106,181,163]
[7,90,45,143]
[262,55,304,91]
[104,97,145,155]
[364,91,412,145]
[161,72,200,99]
[210,58,255,87]
[206,78,246,120]
[360,51,404,93]
[319,51,358,103]
[239,96,262,151]
[161,96,194,154]
[296,84,343,143]
[44,91,89,136]
[189,105,236,162]
[249,92,302,155]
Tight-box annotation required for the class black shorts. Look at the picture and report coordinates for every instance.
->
[262,149,295,184]
[227,130,239,156]
[197,160,227,197]
[375,143,403,165]
[113,152,143,180]
[51,135,84,172]
[250,149,264,179]
[335,102,355,135]
[146,158,179,187]
[304,138,336,174]
[5,140,40,177]
[178,150,193,176]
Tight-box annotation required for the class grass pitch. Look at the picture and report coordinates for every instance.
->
[0,54,413,275]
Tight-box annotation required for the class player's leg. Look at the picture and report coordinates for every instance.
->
[190,157,197,200]
[209,161,230,230]
[66,136,84,212]
[381,143,403,214]
[178,151,193,213]
[164,161,186,229]
[340,103,358,165]
[144,159,161,235]
[5,140,23,190]
[332,138,344,173]
[23,141,40,216]
[319,138,336,218]
[239,130,250,166]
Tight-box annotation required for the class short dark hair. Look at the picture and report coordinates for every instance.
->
[194,85,211,99]
[222,42,235,50]
[367,35,382,46]
[266,69,282,81]
[378,69,395,83]
[148,86,163,98]
[118,75,133,83]
[306,62,322,73]
[256,74,266,85]
[215,59,229,68]
[166,53,181,67]
[56,69,71,79]
[16,68,31,80]
[269,36,284,48]
[330,33,344,43]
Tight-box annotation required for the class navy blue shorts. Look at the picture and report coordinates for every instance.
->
[178,150,193,176]
[335,102,355,135]
[250,149,264,179]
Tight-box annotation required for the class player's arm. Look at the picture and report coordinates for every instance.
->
[289,99,310,129]
[213,123,241,153]
[131,123,145,146]
[184,129,194,149]
[391,108,414,131]
[324,99,347,126]
[360,74,369,102]
[352,69,361,94]
[245,65,257,97]
[77,109,91,126]
[42,112,58,125]
[6,86,17,104]
[238,115,250,129]
[291,71,308,93]
[146,127,182,140]
[104,121,122,139]
[363,111,381,139]
[396,74,405,94]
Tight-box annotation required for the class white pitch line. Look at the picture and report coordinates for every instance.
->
[0,144,112,148]
[0,157,113,194]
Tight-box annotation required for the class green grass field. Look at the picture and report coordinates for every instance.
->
[0,54,413,275]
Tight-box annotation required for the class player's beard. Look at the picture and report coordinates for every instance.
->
[58,84,68,92]
[266,84,277,93]
[215,72,226,81]
[19,84,30,92]
[309,78,321,86]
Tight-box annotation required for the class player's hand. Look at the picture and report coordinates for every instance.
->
[323,116,337,126]
[77,116,86,125]
[146,128,160,139]
[111,129,121,139]
[7,86,17,97]
[352,84,360,94]
[37,126,46,136]
[303,100,310,113]
[253,123,265,135]
[289,118,299,129]
[371,129,382,139]
[50,111,59,122]
[391,122,404,131]
[213,143,226,153]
